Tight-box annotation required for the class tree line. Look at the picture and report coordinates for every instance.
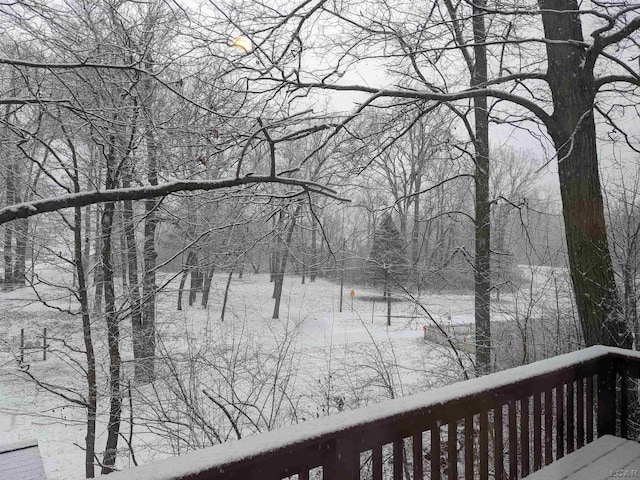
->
[1,0,640,476]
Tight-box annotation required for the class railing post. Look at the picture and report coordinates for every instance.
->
[393,439,403,480]
[620,360,629,439]
[465,414,474,480]
[324,436,358,480]
[597,357,616,437]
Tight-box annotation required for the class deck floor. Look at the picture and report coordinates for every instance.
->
[524,435,640,479]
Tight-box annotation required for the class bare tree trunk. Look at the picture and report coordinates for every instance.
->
[272,254,285,318]
[60,130,99,478]
[188,259,200,307]
[201,267,214,308]
[122,163,144,382]
[339,257,344,313]
[177,270,188,311]
[93,205,103,314]
[540,0,630,348]
[101,143,121,474]
[472,0,492,374]
[12,217,27,286]
[270,251,275,283]
[220,268,234,322]
[101,198,121,474]
[84,198,91,276]
[398,205,407,239]
[270,216,278,285]
[301,227,306,285]
[443,0,492,372]
[116,207,127,290]
[272,212,284,298]
[310,216,317,283]
[273,206,300,319]
[385,272,391,326]
[3,171,14,287]
[2,104,15,287]
[141,122,159,383]
[411,174,421,285]
[72,168,97,479]
[178,251,196,311]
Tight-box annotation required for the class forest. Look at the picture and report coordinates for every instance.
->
[0,0,639,478]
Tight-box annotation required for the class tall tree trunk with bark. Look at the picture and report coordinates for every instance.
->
[177,270,189,311]
[178,251,197,311]
[12,217,27,286]
[412,174,422,285]
[100,149,121,473]
[270,216,278,284]
[272,212,284,297]
[301,227,306,285]
[272,238,286,317]
[472,0,492,374]
[445,0,492,373]
[3,217,14,287]
[2,100,16,287]
[220,268,234,322]
[122,162,144,382]
[188,259,201,307]
[93,205,103,314]
[201,267,215,308]
[310,216,317,283]
[540,0,630,348]
[71,158,97,478]
[3,164,14,287]
[61,127,99,477]
[141,120,159,383]
[273,206,301,319]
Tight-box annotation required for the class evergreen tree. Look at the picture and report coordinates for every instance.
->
[369,214,407,294]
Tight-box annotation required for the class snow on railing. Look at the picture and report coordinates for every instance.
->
[102,345,640,480]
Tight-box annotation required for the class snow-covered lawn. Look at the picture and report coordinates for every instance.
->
[0,266,569,479]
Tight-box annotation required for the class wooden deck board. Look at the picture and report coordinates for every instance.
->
[524,435,640,480]
[615,459,640,479]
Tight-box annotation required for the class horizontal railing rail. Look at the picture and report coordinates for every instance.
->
[104,345,640,480]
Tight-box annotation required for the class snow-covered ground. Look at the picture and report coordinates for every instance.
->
[0,266,570,479]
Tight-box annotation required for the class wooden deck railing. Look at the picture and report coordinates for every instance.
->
[104,346,640,480]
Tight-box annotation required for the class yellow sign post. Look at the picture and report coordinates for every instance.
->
[349,290,355,311]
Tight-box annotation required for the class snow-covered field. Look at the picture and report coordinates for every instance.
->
[0,266,571,479]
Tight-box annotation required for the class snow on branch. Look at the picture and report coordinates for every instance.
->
[0,176,346,226]
[0,98,71,105]
[286,80,555,129]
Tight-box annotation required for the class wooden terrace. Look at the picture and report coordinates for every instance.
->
[102,346,640,480]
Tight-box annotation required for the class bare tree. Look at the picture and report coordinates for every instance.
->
[236,0,640,349]
[490,148,542,297]
[605,163,640,348]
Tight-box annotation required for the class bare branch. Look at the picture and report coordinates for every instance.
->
[285,80,555,129]
[0,98,70,105]
[0,176,347,226]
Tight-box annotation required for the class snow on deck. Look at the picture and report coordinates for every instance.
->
[524,435,640,480]
[0,439,48,480]
[100,345,639,480]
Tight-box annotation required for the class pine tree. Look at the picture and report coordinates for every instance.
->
[369,214,407,295]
